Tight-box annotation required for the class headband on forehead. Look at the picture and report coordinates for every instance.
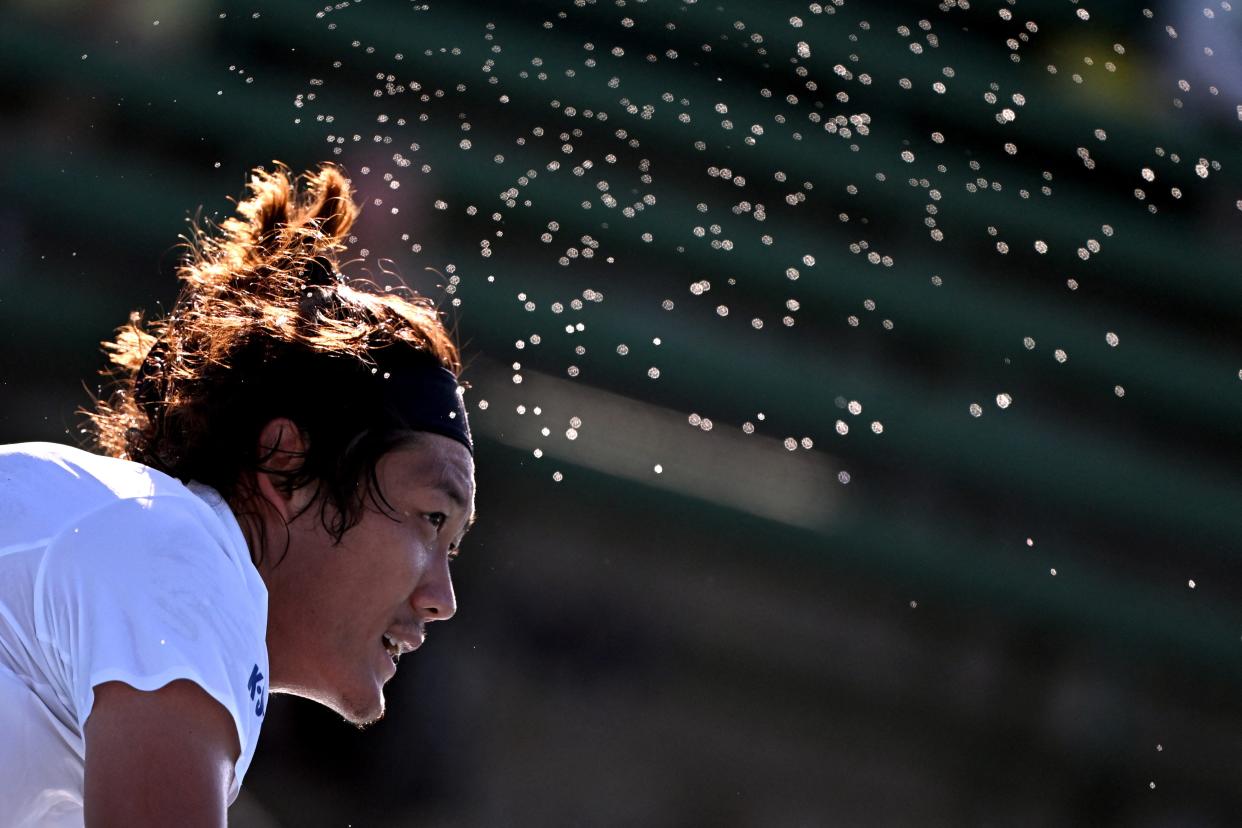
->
[303,256,472,454]
[370,360,473,455]
[134,258,471,454]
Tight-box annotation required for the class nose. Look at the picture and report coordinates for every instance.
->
[415,556,457,622]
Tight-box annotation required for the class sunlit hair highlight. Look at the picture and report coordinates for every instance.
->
[85,162,461,562]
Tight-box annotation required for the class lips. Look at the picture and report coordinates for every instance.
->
[381,631,424,661]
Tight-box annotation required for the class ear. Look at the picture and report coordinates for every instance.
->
[254,417,315,523]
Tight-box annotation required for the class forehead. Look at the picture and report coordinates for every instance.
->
[380,434,475,509]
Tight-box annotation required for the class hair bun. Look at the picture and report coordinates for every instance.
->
[301,255,342,287]
[85,161,460,474]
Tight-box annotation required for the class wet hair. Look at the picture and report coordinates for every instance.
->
[85,162,461,563]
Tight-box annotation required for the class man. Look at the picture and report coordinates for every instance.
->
[0,163,475,826]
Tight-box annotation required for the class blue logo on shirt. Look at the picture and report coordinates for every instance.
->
[247,664,266,717]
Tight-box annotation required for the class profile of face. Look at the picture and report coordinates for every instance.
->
[253,420,475,724]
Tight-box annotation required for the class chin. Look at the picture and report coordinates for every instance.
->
[335,686,387,727]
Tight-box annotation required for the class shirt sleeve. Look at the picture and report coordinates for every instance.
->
[34,495,268,799]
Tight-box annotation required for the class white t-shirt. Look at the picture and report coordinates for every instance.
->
[0,442,269,827]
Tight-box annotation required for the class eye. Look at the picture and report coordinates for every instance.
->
[424,512,447,530]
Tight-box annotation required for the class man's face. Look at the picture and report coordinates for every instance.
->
[264,433,475,724]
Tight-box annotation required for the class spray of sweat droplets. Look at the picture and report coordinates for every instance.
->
[280,0,1239,488]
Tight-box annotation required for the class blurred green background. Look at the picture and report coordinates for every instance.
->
[3,0,1242,825]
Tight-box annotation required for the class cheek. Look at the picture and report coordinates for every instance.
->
[374,529,437,589]
[330,527,413,593]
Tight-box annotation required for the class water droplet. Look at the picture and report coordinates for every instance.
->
[996,393,1013,409]
[969,403,983,417]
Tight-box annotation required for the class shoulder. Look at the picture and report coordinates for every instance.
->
[37,493,263,660]
[0,442,154,490]
[30,476,270,796]
[34,482,265,662]
[41,494,231,578]
[0,442,248,580]
[1,442,212,542]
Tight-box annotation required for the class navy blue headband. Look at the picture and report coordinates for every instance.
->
[305,256,472,454]
[372,361,473,455]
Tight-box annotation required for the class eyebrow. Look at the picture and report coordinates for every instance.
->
[436,475,469,510]
[432,469,476,532]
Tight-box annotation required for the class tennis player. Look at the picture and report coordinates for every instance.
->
[0,164,474,826]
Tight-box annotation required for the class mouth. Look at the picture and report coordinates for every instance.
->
[381,631,423,665]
